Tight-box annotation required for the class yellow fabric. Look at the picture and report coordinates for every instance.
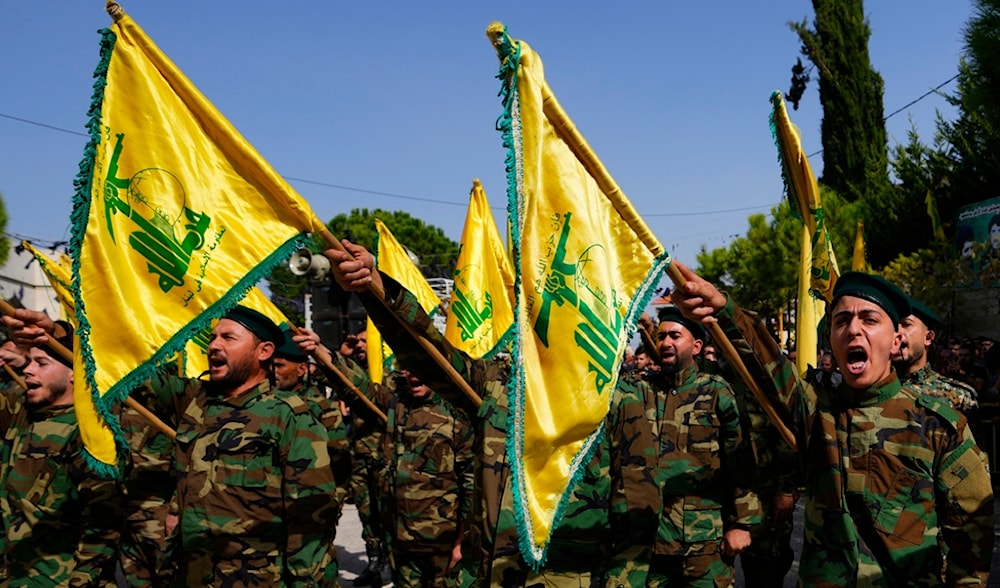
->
[365,316,392,384]
[72,10,323,469]
[370,219,441,383]
[926,190,947,243]
[444,179,515,358]
[772,92,839,375]
[21,241,75,324]
[181,287,289,378]
[771,92,840,302]
[497,31,668,564]
[852,219,871,272]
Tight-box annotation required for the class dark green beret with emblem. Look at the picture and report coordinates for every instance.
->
[832,272,911,328]
[656,305,707,341]
[223,305,284,345]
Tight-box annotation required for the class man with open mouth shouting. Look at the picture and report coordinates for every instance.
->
[670,264,994,587]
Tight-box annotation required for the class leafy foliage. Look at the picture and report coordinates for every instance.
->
[789,0,891,206]
[266,209,459,323]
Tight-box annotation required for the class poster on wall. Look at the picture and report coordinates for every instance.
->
[955,196,1000,288]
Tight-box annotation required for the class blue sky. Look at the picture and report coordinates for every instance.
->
[0,2,973,273]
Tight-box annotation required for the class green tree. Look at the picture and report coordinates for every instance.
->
[696,189,860,326]
[789,0,891,207]
[266,209,459,322]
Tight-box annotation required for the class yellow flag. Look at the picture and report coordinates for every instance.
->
[488,23,671,566]
[21,241,76,323]
[180,287,290,378]
[445,179,515,358]
[370,219,443,382]
[852,219,871,272]
[69,5,324,475]
[926,189,947,243]
[770,91,840,375]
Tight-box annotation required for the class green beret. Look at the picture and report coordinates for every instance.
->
[907,297,942,331]
[274,326,308,362]
[656,305,707,341]
[223,305,284,345]
[832,272,911,328]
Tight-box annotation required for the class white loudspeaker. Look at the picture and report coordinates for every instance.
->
[288,249,331,281]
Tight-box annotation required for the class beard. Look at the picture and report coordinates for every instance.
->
[211,352,258,390]
[26,378,69,408]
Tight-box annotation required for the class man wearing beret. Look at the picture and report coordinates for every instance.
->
[894,297,978,414]
[0,320,125,585]
[273,327,353,516]
[7,306,341,586]
[323,240,617,587]
[605,306,761,587]
[671,265,994,586]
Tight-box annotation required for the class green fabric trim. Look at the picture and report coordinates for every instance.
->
[69,27,126,478]
[68,27,309,478]
[768,90,802,220]
[483,322,514,359]
[492,25,675,570]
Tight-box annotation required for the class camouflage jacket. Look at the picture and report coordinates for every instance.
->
[298,381,353,488]
[605,364,760,565]
[0,389,125,586]
[373,373,476,551]
[360,276,613,578]
[149,375,339,587]
[901,365,979,414]
[717,299,994,587]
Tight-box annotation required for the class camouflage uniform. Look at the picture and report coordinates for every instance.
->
[118,383,178,586]
[298,380,353,513]
[328,355,391,582]
[901,365,978,414]
[148,375,340,586]
[717,299,995,586]
[727,374,798,588]
[374,373,475,587]
[0,387,126,586]
[359,275,612,587]
[604,365,761,588]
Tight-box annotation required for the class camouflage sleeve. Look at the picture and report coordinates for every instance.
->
[142,371,199,427]
[454,411,476,523]
[322,348,391,419]
[603,379,657,586]
[278,406,339,585]
[715,298,812,452]
[360,274,482,415]
[931,410,994,584]
[715,382,762,528]
[68,453,126,585]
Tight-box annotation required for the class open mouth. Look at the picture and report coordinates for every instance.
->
[845,347,868,374]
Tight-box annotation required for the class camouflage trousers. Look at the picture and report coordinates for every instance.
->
[646,551,735,588]
[739,493,795,588]
[392,549,462,588]
[120,497,175,587]
[350,457,387,550]
[490,553,600,588]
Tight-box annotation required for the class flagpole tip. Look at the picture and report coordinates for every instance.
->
[486,22,515,61]
[106,1,125,21]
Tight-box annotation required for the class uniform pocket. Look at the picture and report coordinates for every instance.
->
[213,436,276,488]
[682,497,723,543]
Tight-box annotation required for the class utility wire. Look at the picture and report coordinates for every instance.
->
[2,72,959,220]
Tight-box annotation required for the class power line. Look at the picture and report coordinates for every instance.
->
[806,74,959,158]
[1,72,959,218]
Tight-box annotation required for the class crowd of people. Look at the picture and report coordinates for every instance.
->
[0,242,996,587]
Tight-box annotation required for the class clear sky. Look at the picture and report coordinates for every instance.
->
[0,1,973,273]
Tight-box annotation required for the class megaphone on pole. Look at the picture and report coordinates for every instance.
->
[288,249,331,281]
